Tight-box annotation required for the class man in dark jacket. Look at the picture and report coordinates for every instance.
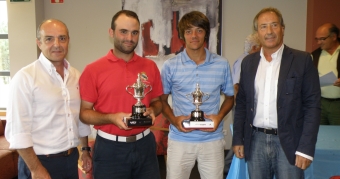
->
[312,23,340,125]
[232,7,321,179]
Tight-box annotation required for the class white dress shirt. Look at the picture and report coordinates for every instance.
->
[253,45,283,129]
[5,53,91,155]
[253,44,313,161]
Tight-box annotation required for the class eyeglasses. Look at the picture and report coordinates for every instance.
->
[315,35,330,41]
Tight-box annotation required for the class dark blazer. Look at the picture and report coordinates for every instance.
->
[311,47,340,78]
[232,45,321,165]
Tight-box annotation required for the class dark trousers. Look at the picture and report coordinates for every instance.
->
[320,98,340,125]
[18,148,79,179]
[93,132,160,179]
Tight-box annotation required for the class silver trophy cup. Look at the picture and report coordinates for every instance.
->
[186,83,209,121]
[125,73,152,127]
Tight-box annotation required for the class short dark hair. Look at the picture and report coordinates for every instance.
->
[111,10,140,30]
[178,11,210,42]
[253,7,285,32]
[328,23,340,42]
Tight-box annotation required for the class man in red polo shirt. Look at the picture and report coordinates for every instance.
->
[79,10,163,179]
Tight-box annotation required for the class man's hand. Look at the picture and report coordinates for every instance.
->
[81,151,92,174]
[232,145,244,159]
[110,112,132,130]
[173,115,194,133]
[160,94,193,132]
[17,148,51,179]
[144,107,156,124]
[200,114,222,132]
[334,78,340,87]
[295,155,312,170]
[31,164,51,179]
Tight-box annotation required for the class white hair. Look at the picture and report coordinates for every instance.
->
[244,33,260,53]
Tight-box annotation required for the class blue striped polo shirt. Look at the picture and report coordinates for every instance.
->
[161,48,234,142]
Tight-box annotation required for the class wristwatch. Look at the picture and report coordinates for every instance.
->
[81,146,91,152]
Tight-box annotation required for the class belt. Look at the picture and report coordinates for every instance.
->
[44,148,75,157]
[253,126,278,135]
[322,97,340,102]
[98,128,150,143]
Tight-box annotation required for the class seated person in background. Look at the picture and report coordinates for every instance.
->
[224,33,261,175]
[232,33,261,99]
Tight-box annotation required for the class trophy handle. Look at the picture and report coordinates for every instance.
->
[202,93,210,103]
[144,85,152,96]
[126,86,134,96]
[185,93,192,100]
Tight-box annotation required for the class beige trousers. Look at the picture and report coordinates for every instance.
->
[166,138,225,179]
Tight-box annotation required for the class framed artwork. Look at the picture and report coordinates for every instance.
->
[122,0,222,70]
[122,0,222,155]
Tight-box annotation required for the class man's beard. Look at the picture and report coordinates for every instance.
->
[114,39,138,54]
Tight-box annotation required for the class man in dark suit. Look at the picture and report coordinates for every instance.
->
[232,7,321,179]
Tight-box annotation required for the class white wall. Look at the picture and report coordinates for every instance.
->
[7,0,43,76]
[222,0,307,64]
[43,0,119,72]
[7,0,307,149]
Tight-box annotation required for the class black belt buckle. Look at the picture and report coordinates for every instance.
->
[65,148,73,156]
[253,126,277,135]
[46,148,74,157]
[126,136,137,142]
[264,128,277,135]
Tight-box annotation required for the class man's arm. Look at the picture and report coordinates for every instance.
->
[203,94,234,132]
[160,94,192,132]
[234,84,239,104]
[17,148,51,179]
[232,81,244,159]
[295,53,321,169]
[79,100,131,130]
[144,96,162,124]
[232,57,249,158]
[79,136,92,173]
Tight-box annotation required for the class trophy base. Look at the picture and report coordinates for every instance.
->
[123,117,152,128]
[182,120,214,129]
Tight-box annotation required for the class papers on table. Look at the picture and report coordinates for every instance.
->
[319,71,337,87]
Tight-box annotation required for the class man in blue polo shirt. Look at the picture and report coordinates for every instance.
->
[160,11,234,179]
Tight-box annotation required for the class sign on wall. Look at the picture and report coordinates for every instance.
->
[51,0,64,3]
[10,0,30,2]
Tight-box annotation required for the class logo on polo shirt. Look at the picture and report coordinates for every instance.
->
[140,72,148,81]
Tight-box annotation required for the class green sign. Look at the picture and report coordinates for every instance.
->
[10,0,30,2]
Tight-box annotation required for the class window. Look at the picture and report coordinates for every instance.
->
[0,0,10,110]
